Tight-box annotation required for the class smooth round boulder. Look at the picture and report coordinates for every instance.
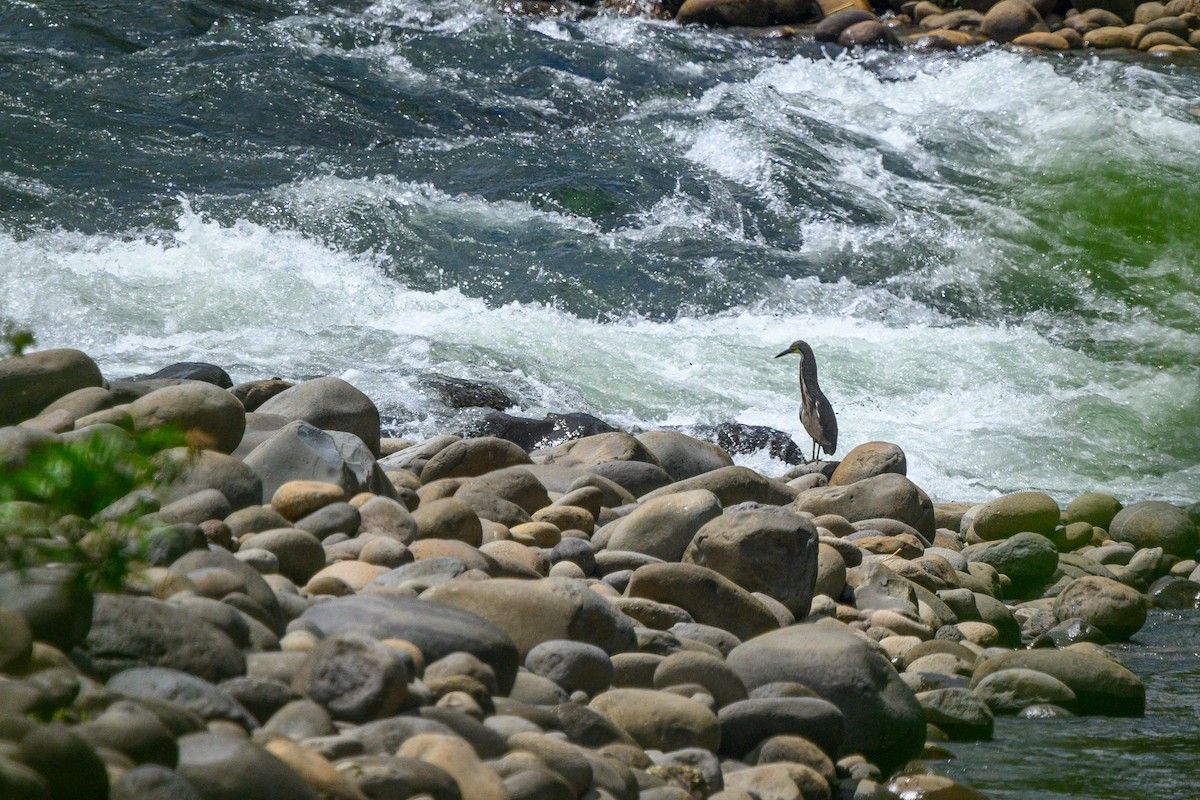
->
[980,0,1050,41]
[526,640,614,697]
[726,623,925,773]
[357,495,419,543]
[533,431,659,469]
[654,651,748,709]
[1084,24,1137,45]
[293,594,519,693]
[634,431,734,482]
[111,765,203,800]
[271,481,345,523]
[829,442,906,487]
[1053,576,1147,640]
[0,348,103,426]
[17,722,110,800]
[972,668,1077,714]
[915,688,994,741]
[463,467,552,515]
[158,449,263,512]
[682,507,819,617]
[422,577,636,657]
[244,421,395,504]
[397,733,507,800]
[73,594,246,683]
[130,383,245,454]
[961,532,1058,587]
[791,473,935,538]
[589,688,720,752]
[1109,501,1198,558]
[255,376,381,457]
[969,649,1144,715]
[240,529,326,584]
[78,699,180,767]
[176,732,319,800]
[815,7,876,39]
[1066,493,1123,529]
[626,562,781,642]
[604,490,723,562]
[0,605,34,674]
[412,497,484,546]
[420,437,533,483]
[293,633,412,722]
[970,492,1060,540]
[717,697,844,759]
[107,667,256,728]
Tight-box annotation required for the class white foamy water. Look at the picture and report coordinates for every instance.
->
[2,198,1194,506]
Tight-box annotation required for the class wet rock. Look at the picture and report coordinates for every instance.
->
[0,348,103,426]
[465,411,617,451]
[425,374,515,411]
[915,687,993,740]
[1109,501,1198,558]
[1052,575,1146,640]
[692,422,806,465]
[726,623,925,773]
[815,7,877,39]
[980,0,1050,42]
[972,667,1077,714]
[1013,29,1072,45]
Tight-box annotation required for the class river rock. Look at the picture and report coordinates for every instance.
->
[0,565,94,651]
[980,0,1049,41]
[78,699,180,767]
[108,667,257,728]
[334,754,459,800]
[16,722,110,800]
[74,594,245,683]
[423,576,636,657]
[525,640,614,696]
[1109,501,1197,558]
[1013,30,1072,46]
[639,466,785,507]
[630,431,732,483]
[262,698,337,740]
[717,697,844,759]
[172,548,283,630]
[653,651,747,708]
[828,442,906,487]
[127,382,245,454]
[397,733,506,800]
[457,490,531,527]
[915,687,993,740]
[1072,0,1136,20]
[462,467,552,515]
[255,377,380,456]
[726,623,925,772]
[177,732,319,800]
[466,411,617,452]
[294,594,519,693]
[626,563,781,642]
[604,490,723,562]
[111,764,204,800]
[534,431,658,468]
[969,649,1144,715]
[961,532,1058,588]
[295,501,361,540]
[0,348,103,426]
[293,633,412,722]
[590,688,720,751]
[157,448,263,512]
[229,378,293,412]
[412,497,483,546]
[1052,575,1146,640]
[970,492,1060,541]
[245,421,394,504]
[240,528,326,584]
[972,667,1077,713]
[420,436,533,482]
[682,507,819,617]
[357,495,419,543]
[792,473,934,538]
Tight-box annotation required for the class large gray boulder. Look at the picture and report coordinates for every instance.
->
[107,668,257,728]
[255,376,381,457]
[129,383,245,454]
[683,507,819,617]
[0,565,93,651]
[293,633,413,722]
[243,421,394,504]
[625,563,781,642]
[717,697,844,759]
[634,431,734,482]
[171,548,284,632]
[969,649,1144,716]
[156,448,263,512]
[1052,576,1147,640]
[292,593,520,693]
[726,623,925,772]
[791,474,935,539]
[969,491,1060,541]
[72,594,246,683]
[0,348,103,426]
[420,437,533,483]
[422,577,637,658]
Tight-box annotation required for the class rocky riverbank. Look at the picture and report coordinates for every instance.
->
[2,347,1198,800]
[510,0,1200,56]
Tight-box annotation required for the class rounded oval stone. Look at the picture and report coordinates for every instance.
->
[971,492,1060,540]
[1052,575,1147,640]
[717,697,844,759]
[294,633,412,722]
[654,651,748,709]
[130,382,245,454]
[17,722,109,800]
[412,497,484,546]
[969,649,1144,716]
[0,348,103,426]
[255,376,381,457]
[526,640,614,697]
[589,688,720,752]
[1109,501,1198,558]
[972,667,1077,714]
[1065,492,1122,529]
[176,732,319,800]
[240,529,326,584]
[421,437,533,483]
[605,490,723,563]
[829,442,907,487]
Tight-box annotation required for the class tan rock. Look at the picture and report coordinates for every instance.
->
[263,739,367,800]
[397,734,507,800]
[272,481,346,522]
[1013,30,1072,45]
[1084,24,1136,44]
[305,560,387,593]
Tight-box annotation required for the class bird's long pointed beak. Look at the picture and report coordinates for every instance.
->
[774,348,791,358]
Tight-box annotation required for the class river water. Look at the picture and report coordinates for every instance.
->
[1,2,1198,794]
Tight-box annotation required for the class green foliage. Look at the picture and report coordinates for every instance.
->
[0,319,34,358]
[0,426,189,592]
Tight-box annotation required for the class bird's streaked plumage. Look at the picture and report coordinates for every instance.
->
[775,339,838,462]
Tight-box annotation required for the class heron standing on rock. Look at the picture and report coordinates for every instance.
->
[775,339,838,462]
